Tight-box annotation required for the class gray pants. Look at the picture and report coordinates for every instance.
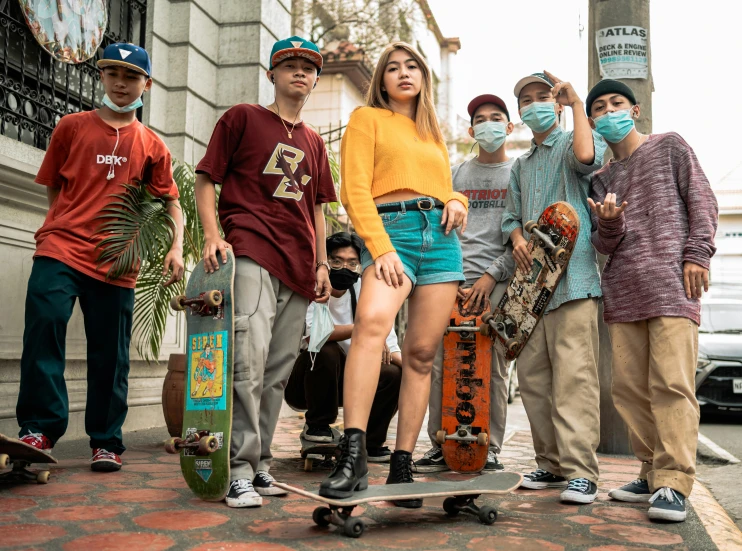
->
[427,282,510,453]
[230,257,309,481]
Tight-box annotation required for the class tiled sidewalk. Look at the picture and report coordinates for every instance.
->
[1,407,739,550]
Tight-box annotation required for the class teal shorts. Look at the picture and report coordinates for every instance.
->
[360,197,465,288]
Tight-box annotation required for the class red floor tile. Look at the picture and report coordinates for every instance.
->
[133,510,230,530]
[34,505,128,521]
[466,535,565,551]
[102,489,179,503]
[11,483,94,497]
[61,532,175,551]
[146,477,189,489]
[0,524,66,548]
[0,497,37,511]
[592,506,652,524]
[123,463,178,473]
[245,518,335,539]
[588,546,659,551]
[80,521,125,533]
[566,515,606,525]
[65,471,143,484]
[498,499,578,515]
[190,544,297,551]
[0,514,20,523]
[589,524,684,545]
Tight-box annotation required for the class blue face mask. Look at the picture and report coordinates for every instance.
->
[593,109,635,143]
[520,101,557,133]
[102,93,143,113]
[473,121,508,153]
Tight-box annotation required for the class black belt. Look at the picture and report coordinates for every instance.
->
[376,198,444,214]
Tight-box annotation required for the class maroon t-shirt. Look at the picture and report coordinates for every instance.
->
[196,105,337,300]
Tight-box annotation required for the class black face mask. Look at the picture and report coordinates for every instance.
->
[329,268,360,291]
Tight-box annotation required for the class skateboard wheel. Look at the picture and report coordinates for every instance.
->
[477,433,489,447]
[478,505,497,525]
[203,290,223,307]
[551,247,567,263]
[481,312,493,324]
[164,437,181,454]
[479,323,491,336]
[36,471,50,484]
[0,454,8,469]
[524,220,537,234]
[304,458,313,472]
[344,517,364,538]
[312,506,332,527]
[443,497,460,517]
[170,295,187,311]
[505,338,519,353]
[198,435,219,454]
[435,430,447,446]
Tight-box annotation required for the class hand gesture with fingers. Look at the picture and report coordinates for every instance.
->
[587,193,628,221]
[683,261,709,300]
[202,236,233,273]
[441,199,468,235]
[512,233,533,275]
[375,251,406,288]
[544,70,581,108]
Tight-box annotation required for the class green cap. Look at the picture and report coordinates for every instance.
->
[270,36,323,74]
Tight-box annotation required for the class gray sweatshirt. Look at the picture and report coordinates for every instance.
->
[452,157,515,287]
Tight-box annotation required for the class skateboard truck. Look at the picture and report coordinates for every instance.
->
[170,290,224,318]
[165,431,219,455]
[524,220,567,263]
[481,312,520,354]
[436,427,489,447]
[0,455,50,484]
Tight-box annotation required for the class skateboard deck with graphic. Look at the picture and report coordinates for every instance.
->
[487,201,579,361]
[274,472,522,538]
[300,427,341,472]
[0,433,57,485]
[438,299,493,473]
[164,250,234,501]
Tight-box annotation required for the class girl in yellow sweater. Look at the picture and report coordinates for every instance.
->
[320,42,468,506]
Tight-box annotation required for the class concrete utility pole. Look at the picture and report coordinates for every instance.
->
[588,0,653,454]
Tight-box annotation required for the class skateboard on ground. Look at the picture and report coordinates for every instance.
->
[300,427,341,472]
[164,250,235,501]
[0,433,57,485]
[438,299,493,473]
[486,201,579,361]
[274,472,522,538]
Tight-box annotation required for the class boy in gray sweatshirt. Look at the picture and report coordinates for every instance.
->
[415,94,515,472]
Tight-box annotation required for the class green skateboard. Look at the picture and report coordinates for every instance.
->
[164,250,235,501]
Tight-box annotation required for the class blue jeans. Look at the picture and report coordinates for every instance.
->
[360,197,465,288]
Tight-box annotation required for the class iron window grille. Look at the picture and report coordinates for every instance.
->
[0,0,147,150]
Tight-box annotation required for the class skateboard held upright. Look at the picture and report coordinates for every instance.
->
[486,201,579,361]
[438,299,493,473]
[165,250,235,502]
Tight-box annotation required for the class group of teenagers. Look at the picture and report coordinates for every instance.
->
[16,33,717,524]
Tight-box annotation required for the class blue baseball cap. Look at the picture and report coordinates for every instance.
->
[270,36,323,74]
[97,43,152,77]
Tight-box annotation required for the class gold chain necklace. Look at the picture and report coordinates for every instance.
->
[614,134,649,165]
[270,103,301,139]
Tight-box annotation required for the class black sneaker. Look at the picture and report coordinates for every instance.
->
[648,487,686,522]
[608,478,652,503]
[253,471,288,496]
[367,446,392,463]
[520,468,568,489]
[483,450,504,471]
[225,479,262,508]
[301,423,333,442]
[413,446,449,473]
[386,451,422,508]
[561,477,598,504]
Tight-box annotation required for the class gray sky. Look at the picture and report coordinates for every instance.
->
[428,0,742,184]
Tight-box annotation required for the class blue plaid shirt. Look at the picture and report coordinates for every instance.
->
[502,126,607,313]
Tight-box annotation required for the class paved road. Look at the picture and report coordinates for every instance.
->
[697,409,742,530]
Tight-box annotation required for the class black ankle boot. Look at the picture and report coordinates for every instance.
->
[319,430,368,499]
[386,450,422,508]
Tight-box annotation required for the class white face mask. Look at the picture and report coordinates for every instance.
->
[307,302,335,369]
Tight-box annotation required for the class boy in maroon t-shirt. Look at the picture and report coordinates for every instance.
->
[195,36,336,508]
[586,79,718,522]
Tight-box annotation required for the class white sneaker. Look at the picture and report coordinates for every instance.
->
[225,479,262,508]
[253,471,288,496]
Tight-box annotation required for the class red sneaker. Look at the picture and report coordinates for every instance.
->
[20,433,53,454]
[91,448,122,472]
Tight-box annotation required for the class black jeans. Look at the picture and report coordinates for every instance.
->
[285,342,401,448]
[17,257,134,454]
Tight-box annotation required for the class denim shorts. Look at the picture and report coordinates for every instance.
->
[360,197,465,288]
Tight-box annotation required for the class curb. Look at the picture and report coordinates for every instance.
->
[691,481,742,550]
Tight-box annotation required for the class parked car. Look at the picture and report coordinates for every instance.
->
[695,298,742,414]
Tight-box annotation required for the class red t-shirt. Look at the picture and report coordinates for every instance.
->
[34,111,177,288]
[196,104,337,300]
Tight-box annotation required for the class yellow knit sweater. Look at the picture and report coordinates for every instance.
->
[340,107,469,259]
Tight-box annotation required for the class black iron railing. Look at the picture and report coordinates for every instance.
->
[0,0,147,150]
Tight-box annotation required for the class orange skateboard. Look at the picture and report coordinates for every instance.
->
[437,299,493,473]
[486,201,580,361]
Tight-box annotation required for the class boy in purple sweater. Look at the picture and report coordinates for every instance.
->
[586,79,718,523]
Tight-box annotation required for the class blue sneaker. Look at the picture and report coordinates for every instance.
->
[648,487,686,522]
[609,478,652,503]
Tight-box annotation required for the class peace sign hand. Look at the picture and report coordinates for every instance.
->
[544,70,582,108]
[587,193,628,221]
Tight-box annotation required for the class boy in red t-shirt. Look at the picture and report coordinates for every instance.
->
[17,43,185,472]
[195,36,336,508]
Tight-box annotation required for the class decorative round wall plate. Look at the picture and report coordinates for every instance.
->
[19,0,107,64]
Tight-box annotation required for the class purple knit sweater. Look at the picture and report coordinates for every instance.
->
[590,132,718,325]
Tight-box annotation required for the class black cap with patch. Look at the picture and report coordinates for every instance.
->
[586,79,637,117]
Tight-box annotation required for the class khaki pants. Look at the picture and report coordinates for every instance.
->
[609,317,699,497]
[230,257,309,481]
[518,298,601,483]
[428,282,510,453]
